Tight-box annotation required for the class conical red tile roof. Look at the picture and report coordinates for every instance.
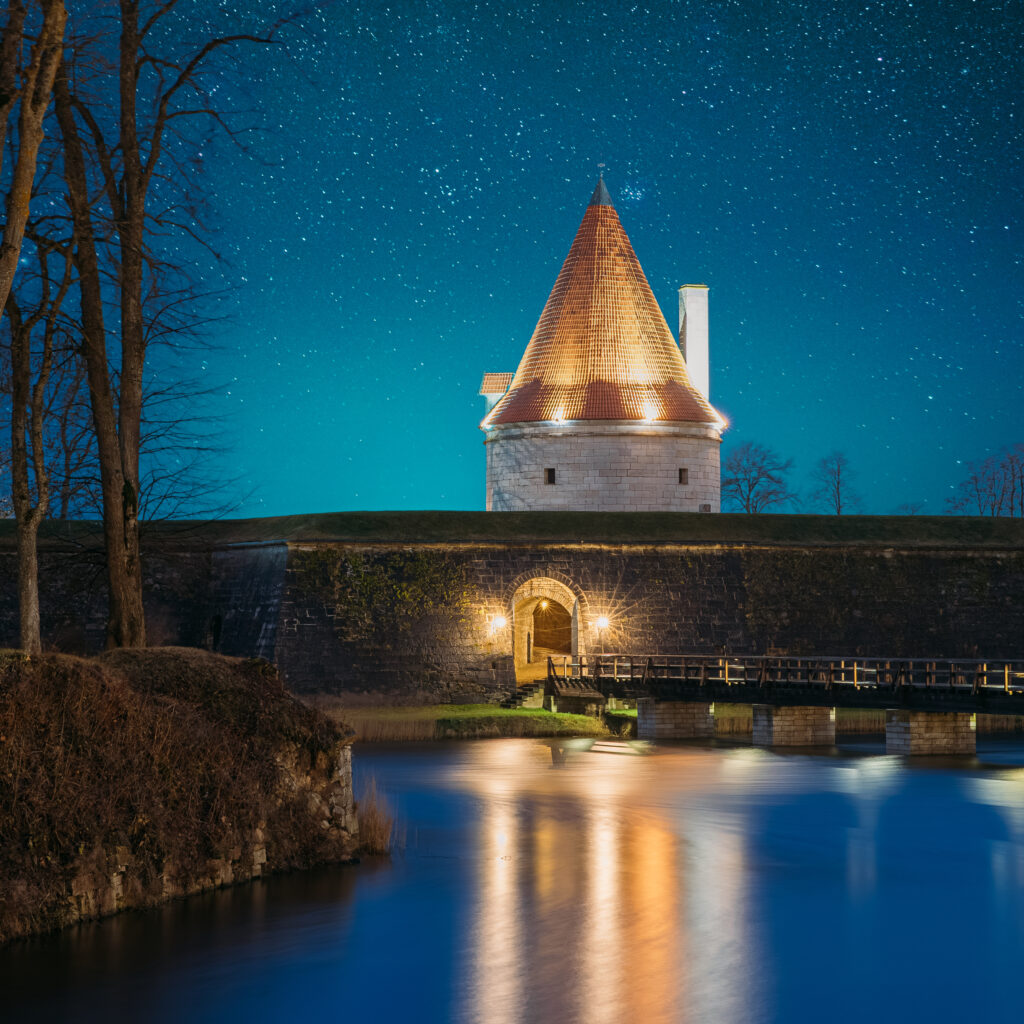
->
[483,180,721,428]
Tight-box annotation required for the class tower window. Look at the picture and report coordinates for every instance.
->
[678,467,689,485]
[545,468,556,485]
[700,503,712,513]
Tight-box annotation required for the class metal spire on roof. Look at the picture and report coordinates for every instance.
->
[589,173,613,207]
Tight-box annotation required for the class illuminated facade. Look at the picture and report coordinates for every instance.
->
[480,178,724,512]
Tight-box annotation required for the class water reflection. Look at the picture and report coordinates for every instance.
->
[449,739,1024,1024]
[471,797,521,1024]
[4,739,1024,1023]
[461,741,756,1024]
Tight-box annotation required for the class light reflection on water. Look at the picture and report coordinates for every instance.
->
[3,738,1024,1023]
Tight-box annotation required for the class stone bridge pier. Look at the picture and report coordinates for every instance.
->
[885,711,976,755]
[751,705,835,746]
[637,701,979,755]
[636,699,713,740]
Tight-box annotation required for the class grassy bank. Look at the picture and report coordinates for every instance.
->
[0,648,356,943]
[7,509,1022,551]
[308,699,612,741]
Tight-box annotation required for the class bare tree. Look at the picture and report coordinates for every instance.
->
[3,237,72,651]
[52,3,281,647]
[0,0,65,313]
[810,451,861,514]
[946,445,1024,516]
[0,0,67,653]
[722,441,797,513]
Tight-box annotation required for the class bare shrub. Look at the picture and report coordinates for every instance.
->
[0,648,353,941]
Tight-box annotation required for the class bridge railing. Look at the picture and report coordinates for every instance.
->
[546,653,1024,695]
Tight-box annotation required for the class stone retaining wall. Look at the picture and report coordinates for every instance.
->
[272,542,1024,699]
[1,530,1022,701]
[4,744,355,944]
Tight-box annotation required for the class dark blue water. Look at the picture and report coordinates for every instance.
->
[4,737,1024,1023]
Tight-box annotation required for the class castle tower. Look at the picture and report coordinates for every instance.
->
[479,179,724,512]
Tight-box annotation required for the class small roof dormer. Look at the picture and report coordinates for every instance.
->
[479,372,513,413]
[479,372,514,396]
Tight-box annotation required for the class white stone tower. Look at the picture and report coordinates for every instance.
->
[479,178,724,512]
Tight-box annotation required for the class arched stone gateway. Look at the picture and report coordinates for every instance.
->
[506,574,589,683]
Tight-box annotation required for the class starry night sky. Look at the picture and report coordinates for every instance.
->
[195,0,1022,516]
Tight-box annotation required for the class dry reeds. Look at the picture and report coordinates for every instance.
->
[836,709,886,734]
[348,714,437,742]
[977,715,1024,734]
[713,705,753,735]
[357,777,396,855]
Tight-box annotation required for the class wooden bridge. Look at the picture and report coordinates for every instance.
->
[547,653,1024,716]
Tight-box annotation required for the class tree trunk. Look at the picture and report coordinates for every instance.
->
[114,0,146,646]
[16,512,42,653]
[0,0,66,313]
[53,65,145,648]
[7,296,49,654]
[9,303,42,654]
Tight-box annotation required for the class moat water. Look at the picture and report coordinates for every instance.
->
[5,736,1024,1023]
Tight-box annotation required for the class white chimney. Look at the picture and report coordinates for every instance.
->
[678,284,709,401]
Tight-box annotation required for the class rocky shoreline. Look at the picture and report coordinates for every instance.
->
[0,648,358,944]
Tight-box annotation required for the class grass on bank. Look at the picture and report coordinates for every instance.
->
[9,509,1024,551]
[309,700,612,741]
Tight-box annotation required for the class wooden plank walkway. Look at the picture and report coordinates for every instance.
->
[547,654,1024,715]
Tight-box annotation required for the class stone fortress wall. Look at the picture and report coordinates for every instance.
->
[3,513,1022,703]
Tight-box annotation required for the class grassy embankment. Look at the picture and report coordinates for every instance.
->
[9,508,1023,551]
[309,698,613,741]
[0,648,356,943]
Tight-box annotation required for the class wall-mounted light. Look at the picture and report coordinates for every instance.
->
[596,615,610,630]
[540,600,548,610]
[489,614,507,634]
